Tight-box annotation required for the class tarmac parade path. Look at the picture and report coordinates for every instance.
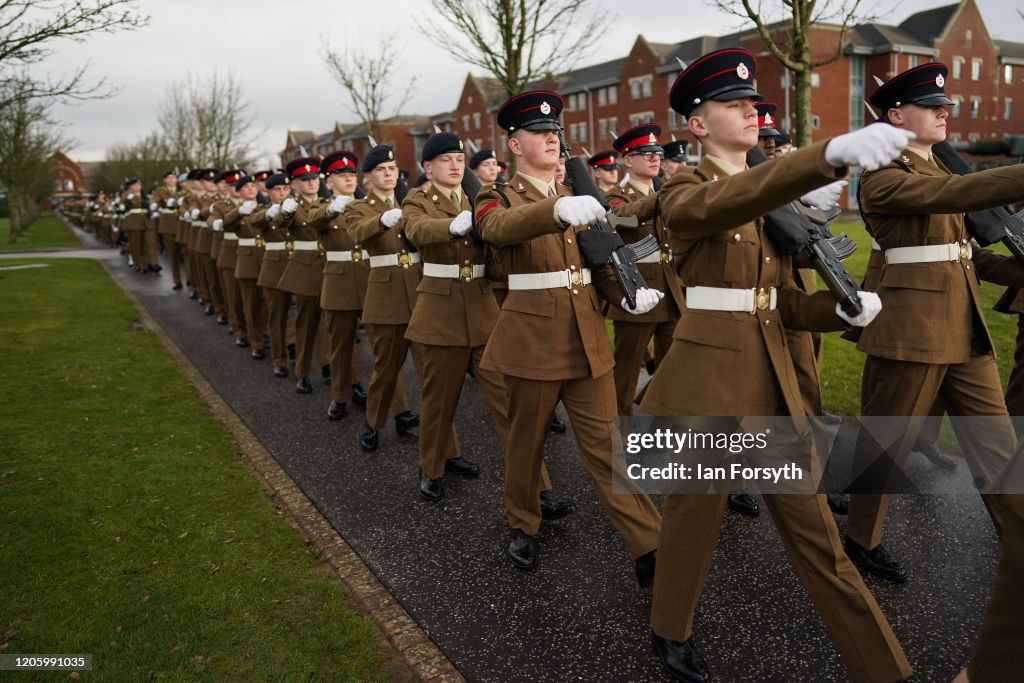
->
[9,231,1001,681]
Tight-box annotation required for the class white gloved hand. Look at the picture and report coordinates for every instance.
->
[281,197,298,215]
[379,207,403,229]
[189,208,200,220]
[126,192,135,200]
[149,202,158,212]
[150,211,160,220]
[327,195,353,215]
[824,126,916,171]
[212,219,223,232]
[556,195,606,226]
[448,210,473,236]
[238,200,256,215]
[837,290,882,327]
[801,180,848,211]
[266,203,281,219]
[166,197,176,208]
[623,287,664,315]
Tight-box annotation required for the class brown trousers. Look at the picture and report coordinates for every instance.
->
[144,226,159,267]
[200,256,224,314]
[237,278,266,351]
[263,287,292,367]
[218,267,244,340]
[503,371,660,559]
[292,294,322,379]
[612,319,674,417]
[324,310,361,403]
[126,230,145,268]
[159,233,183,285]
[1004,313,1024,421]
[364,323,419,430]
[651,492,912,683]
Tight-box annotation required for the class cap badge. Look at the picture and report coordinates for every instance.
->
[458,140,464,149]
[935,74,945,88]
[540,101,552,115]
[764,113,773,125]
[648,133,657,143]
[736,62,750,80]
[304,164,310,173]
[387,150,394,160]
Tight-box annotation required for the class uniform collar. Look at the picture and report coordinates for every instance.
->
[515,170,557,198]
[627,177,653,196]
[704,154,746,177]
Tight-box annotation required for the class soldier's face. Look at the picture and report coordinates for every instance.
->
[425,153,465,190]
[625,152,660,180]
[268,186,290,203]
[128,182,141,194]
[202,180,217,193]
[238,183,258,201]
[328,172,358,196]
[595,167,618,185]
[690,98,759,151]
[758,136,777,158]
[888,104,948,146]
[661,159,680,177]
[293,177,319,196]
[165,176,178,189]
[475,158,499,183]
[368,162,398,192]
[509,129,560,172]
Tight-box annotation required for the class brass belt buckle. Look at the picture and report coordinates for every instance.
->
[351,248,363,263]
[255,236,264,248]
[959,244,969,260]
[459,265,473,281]
[660,250,671,263]
[399,252,411,268]
[753,287,770,314]
[285,240,294,252]
[317,242,325,255]
[570,270,583,287]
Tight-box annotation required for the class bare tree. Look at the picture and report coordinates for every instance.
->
[157,70,259,169]
[710,0,878,147]
[322,41,416,141]
[90,131,174,193]
[416,0,607,98]
[0,0,148,109]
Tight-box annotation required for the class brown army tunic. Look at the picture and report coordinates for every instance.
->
[232,203,267,353]
[150,184,183,285]
[255,205,294,369]
[213,197,245,340]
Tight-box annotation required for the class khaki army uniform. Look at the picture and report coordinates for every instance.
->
[255,206,295,369]
[641,144,912,682]
[234,204,268,354]
[475,172,661,558]
[120,192,148,269]
[605,179,683,415]
[213,197,246,342]
[150,185,184,286]
[194,195,225,314]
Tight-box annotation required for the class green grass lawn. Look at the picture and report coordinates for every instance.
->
[0,213,81,251]
[0,259,395,680]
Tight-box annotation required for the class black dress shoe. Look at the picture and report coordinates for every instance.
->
[651,631,710,683]
[506,529,538,570]
[635,549,656,589]
[235,337,250,348]
[273,365,289,378]
[359,423,379,452]
[251,348,266,360]
[188,291,198,299]
[727,491,760,517]
[216,314,228,325]
[549,413,567,433]
[286,344,296,362]
[540,490,576,521]
[327,400,346,421]
[844,537,907,583]
[295,377,313,394]
[173,283,183,290]
[351,383,367,406]
[419,471,444,502]
[321,364,331,384]
[913,437,957,470]
[394,411,419,435]
[204,306,214,315]
[826,492,849,516]
[444,457,480,477]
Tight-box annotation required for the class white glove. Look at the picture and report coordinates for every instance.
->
[327,195,353,215]
[281,197,298,215]
[801,180,848,211]
[189,208,200,220]
[239,200,256,215]
[212,219,223,232]
[836,291,882,327]
[379,207,403,229]
[448,211,473,236]
[150,211,160,220]
[126,192,135,200]
[556,195,606,226]
[623,287,664,315]
[824,126,917,172]
[149,202,157,212]
[166,197,177,208]
[267,203,281,219]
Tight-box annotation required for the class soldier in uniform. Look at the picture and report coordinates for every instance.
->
[150,170,182,288]
[256,172,296,378]
[474,91,663,578]
[345,144,422,450]
[274,157,329,393]
[641,48,914,681]
[754,101,780,158]
[469,149,500,185]
[191,169,227,321]
[231,173,268,360]
[120,178,149,273]
[660,139,688,178]
[587,150,619,194]
[211,170,248,347]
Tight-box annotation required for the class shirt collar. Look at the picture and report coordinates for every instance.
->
[517,170,557,197]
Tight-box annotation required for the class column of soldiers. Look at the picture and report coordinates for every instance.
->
[60,48,1024,683]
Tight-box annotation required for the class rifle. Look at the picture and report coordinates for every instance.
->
[930,140,1024,262]
[746,146,863,316]
[558,129,659,309]
[460,164,487,246]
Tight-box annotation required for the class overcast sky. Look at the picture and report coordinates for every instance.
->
[32,0,1023,165]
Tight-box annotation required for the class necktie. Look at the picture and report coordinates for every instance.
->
[385,197,393,209]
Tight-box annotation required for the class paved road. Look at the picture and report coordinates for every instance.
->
[37,227,1001,681]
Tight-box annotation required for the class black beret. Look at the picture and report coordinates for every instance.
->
[468,149,497,169]
[422,132,465,161]
[362,144,395,172]
[415,173,428,187]
[265,172,289,189]
[234,175,256,191]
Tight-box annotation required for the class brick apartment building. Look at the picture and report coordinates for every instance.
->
[284,0,1023,206]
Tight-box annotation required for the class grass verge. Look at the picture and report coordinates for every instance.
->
[0,213,81,251]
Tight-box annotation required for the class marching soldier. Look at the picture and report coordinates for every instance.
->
[192,169,227,322]
[345,144,422,451]
[212,169,248,347]
[660,139,688,178]
[603,124,683,419]
[641,48,913,682]
[120,178,149,273]
[474,90,662,578]
[469,148,500,185]
[256,172,296,378]
[231,173,268,360]
[587,150,619,194]
[754,101,780,158]
[150,171,182,287]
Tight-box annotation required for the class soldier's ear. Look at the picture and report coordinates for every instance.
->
[687,115,708,140]
[507,134,520,157]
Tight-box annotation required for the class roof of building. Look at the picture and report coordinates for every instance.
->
[899,2,959,43]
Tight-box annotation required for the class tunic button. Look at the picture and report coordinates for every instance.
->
[733,233,741,241]
[567,238,573,244]
[572,289,578,294]
[464,240,469,246]
[965,264,971,270]
[764,256,771,263]
[663,243,669,249]
[464,259,471,265]
[570,265,576,270]
[764,319,770,325]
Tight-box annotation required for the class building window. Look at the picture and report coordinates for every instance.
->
[599,118,608,140]
[630,113,641,126]
[462,115,470,131]
[578,93,586,110]
[598,88,607,107]
[970,96,980,119]
[811,115,821,130]
[951,97,962,118]
[667,73,675,92]
[630,80,641,99]
[811,72,821,87]
[908,54,917,68]
[53,181,61,191]
[65,180,74,191]
[608,117,617,135]
[969,133,978,143]
[566,95,576,112]
[608,86,617,105]
[642,77,652,98]
[1005,64,1014,85]
[580,122,588,142]
[1005,98,1013,121]
[971,58,982,81]
[950,133,961,143]
[569,123,578,143]
[473,112,481,130]
[849,56,865,129]
[467,96,473,105]
[953,57,964,80]
[668,109,679,130]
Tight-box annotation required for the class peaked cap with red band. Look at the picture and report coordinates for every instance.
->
[252,170,272,182]
[217,169,245,184]
[670,48,762,118]
[322,151,358,175]
[868,63,952,114]
[496,90,564,134]
[286,156,322,180]
[588,150,619,169]
[756,102,780,137]
[613,124,664,155]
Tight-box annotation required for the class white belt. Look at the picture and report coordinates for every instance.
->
[127,208,147,215]
[264,242,286,251]
[422,263,486,280]
[687,285,778,314]
[871,238,881,251]
[292,240,319,251]
[883,242,971,265]
[192,220,208,228]
[223,233,238,242]
[238,238,257,247]
[508,267,592,290]
[159,208,176,215]
[369,253,422,268]
[326,249,370,262]
[636,250,672,264]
